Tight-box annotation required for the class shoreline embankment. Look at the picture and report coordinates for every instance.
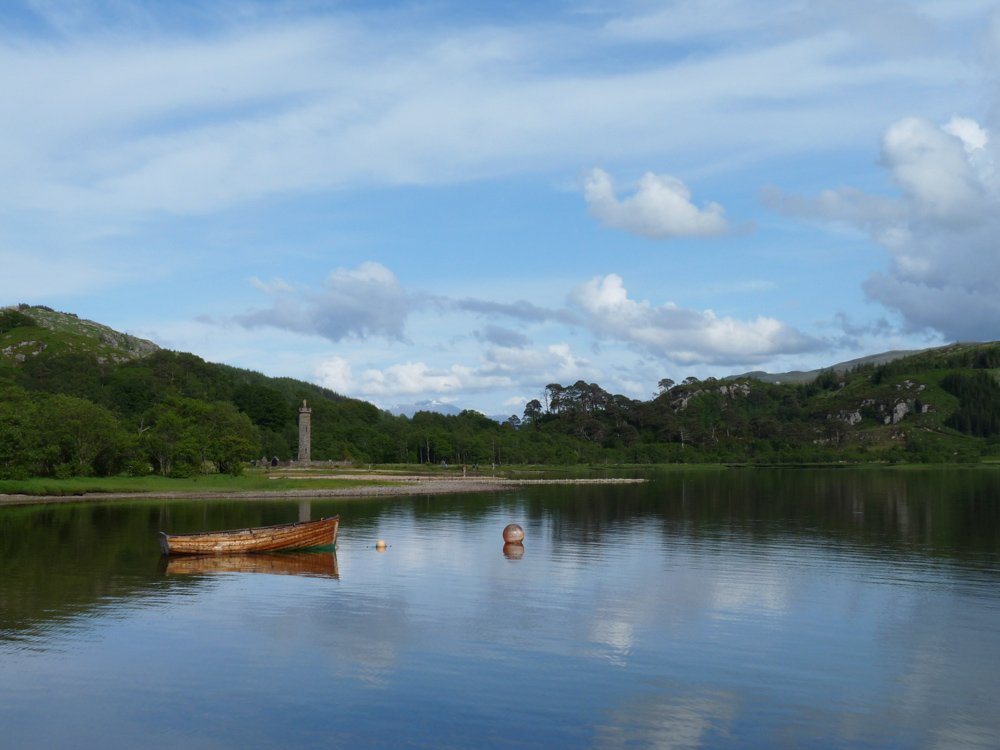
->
[0,476,647,507]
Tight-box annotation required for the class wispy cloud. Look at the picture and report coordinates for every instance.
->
[454,298,579,326]
[232,262,415,342]
[474,325,532,349]
[0,1,977,220]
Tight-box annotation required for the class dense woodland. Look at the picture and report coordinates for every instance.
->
[2,306,1000,479]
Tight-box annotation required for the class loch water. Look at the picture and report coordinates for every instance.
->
[2,468,999,749]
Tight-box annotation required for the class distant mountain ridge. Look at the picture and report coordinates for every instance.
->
[388,399,512,423]
[388,400,463,418]
[726,347,940,384]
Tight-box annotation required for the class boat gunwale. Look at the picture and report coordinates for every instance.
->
[160,515,339,541]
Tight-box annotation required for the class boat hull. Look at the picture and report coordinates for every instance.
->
[159,516,339,555]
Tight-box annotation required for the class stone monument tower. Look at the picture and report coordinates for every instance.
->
[298,400,312,463]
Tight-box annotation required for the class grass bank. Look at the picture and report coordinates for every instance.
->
[0,473,388,497]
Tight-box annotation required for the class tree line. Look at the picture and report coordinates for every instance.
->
[3,309,1000,479]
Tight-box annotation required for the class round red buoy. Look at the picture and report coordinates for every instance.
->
[502,524,524,544]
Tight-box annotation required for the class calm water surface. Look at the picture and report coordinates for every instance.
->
[2,469,999,749]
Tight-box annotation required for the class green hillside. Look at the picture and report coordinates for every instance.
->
[2,305,1000,480]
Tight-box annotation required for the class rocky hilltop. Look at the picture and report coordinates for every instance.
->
[0,304,158,366]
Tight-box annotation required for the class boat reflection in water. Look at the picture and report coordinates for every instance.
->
[160,550,339,579]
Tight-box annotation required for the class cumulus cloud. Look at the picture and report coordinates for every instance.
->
[233,262,413,342]
[226,260,828,402]
[455,275,827,368]
[569,274,823,364]
[478,342,604,383]
[583,168,730,239]
[880,117,987,223]
[312,337,609,402]
[314,358,459,400]
[764,116,1000,341]
[315,358,472,397]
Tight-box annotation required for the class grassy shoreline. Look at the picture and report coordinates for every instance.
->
[0,474,389,497]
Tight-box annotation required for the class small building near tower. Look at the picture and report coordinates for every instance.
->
[298,400,312,464]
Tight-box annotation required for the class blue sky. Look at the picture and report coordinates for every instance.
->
[2,0,1000,416]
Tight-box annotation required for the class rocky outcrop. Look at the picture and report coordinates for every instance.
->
[671,390,705,410]
[882,398,931,425]
[672,381,752,410]
[1,340,48,362]
[838,410,864,425]
[98,331,159,356]
[832,392,932,426]
[718,383,751,398]
[886,400,912,425]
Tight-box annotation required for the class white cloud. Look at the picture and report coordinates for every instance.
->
[480,342,604,384]
[880,116,987,223]
[363,362,466,396]
[314,357,505,400]
[233,262,413,342]
[224,259,829,404]
[764,116,1000,340]
[583,168,730,239]
[944,116,989,152]
[248,276,294,295]
[312,356,355,395]
[312,339,607,403]
[569,274,822,364]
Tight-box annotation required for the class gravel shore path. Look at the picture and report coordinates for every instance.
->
[0,477,647,507]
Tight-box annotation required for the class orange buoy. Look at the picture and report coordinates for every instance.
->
[502,523,524,544]
[376,540,386,552]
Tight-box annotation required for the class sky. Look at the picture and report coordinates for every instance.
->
[2,0,1000,417]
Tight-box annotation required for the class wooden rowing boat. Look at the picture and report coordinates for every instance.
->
[161,550,339,578]
[158,516,339,555]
